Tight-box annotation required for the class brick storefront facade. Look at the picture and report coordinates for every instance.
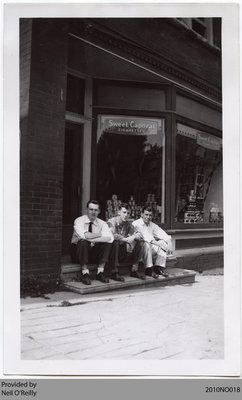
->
[20,19,68,281]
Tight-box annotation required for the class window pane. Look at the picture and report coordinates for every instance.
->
[96,115,165,223]
[175,123,223,224]
[66,74,85,115]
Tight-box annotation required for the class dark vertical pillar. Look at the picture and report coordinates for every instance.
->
[20,19,68,283]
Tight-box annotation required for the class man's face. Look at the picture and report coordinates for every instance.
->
[87,203,100,221]
[142,210,152,225]
[119,207,129,222]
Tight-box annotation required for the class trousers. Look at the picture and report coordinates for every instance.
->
[71,240,112,268]
[142,240,167,269]
[109,239,143,273]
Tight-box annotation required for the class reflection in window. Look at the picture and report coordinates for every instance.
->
[96,115,165,223]
[175,123,223,224]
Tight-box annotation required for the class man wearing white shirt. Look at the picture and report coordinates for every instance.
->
[132,207,172,278]
[71,200,113,285]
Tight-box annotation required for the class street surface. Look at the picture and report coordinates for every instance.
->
[21,275,223,360]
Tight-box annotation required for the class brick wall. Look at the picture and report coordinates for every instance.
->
[20,19,68,282]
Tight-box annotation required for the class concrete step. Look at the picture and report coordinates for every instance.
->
[61,267,196,295]
[60,255,178,283]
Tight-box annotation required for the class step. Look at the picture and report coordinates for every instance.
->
[60,255,178,283]
[61,267,196,295]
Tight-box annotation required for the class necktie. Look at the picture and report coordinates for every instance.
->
[88,222,93,233]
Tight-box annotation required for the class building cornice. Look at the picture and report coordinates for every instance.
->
[70,20,222,101]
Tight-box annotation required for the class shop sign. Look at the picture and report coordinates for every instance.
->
[98,115,164,136]
[196,132,222,150]
[177,123,197,139]
[177,123,222,151]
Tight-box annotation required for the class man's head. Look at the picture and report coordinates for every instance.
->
[118,203,130,222]
[141,207,152,225]
[86,200,100,222]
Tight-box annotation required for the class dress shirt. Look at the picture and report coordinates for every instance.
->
[71,215,114,244]
[132,218,171,243]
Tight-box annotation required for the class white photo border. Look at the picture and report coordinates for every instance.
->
[3,1,241,376]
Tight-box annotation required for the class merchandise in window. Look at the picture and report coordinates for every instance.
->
[175,123,223,224]
[96,115,165,223]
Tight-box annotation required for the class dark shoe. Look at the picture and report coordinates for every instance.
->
[154,266,169,277]
[145,268,158,279]
[130,271,146,280]
[97,272,109,284]
[111,272,125,282]
[82,273,91,285]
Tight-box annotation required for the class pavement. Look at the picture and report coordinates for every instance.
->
[21,274,223,360]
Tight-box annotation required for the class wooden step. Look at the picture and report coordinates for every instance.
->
[61,267,196,295]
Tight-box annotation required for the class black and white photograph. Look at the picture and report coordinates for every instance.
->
[3,1,240,377]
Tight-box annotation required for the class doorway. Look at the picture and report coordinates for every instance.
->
[62,122,83,255]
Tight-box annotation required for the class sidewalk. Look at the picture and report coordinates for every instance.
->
[21,274,223,360]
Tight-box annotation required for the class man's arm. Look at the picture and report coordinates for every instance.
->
[152,223,172,252]
[99,220,114,243]
[152,223,170,242]
[73,217,86,240]
[90,236,112,243]
[84,232,101,240]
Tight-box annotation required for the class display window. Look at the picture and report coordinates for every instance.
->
[175,123,223,224]
[96,115,166,223]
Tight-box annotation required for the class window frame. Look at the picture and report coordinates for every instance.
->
[172,114,223,230]
[91,106,172,229]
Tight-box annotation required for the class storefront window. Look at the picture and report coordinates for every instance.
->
[175,123,223,224]
[96,115,165,223]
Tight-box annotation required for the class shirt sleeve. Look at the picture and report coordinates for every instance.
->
[100,221,114,242]
[73,217,86,240]
[107,218,115,233]
[152,223,171,242]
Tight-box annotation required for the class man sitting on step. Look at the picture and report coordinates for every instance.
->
[71,200,113,286]
[107,204,145,281]
[132,206,172,279]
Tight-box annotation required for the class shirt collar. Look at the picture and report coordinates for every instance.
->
[139,218,150,227]
[85,215,98,226]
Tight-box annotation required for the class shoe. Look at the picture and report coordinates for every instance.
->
[111,272,125,282]
[97,272,109,283]
[82,273,91,285]
[145,268,158,279]
[130,271,146,280]
[154,266,169,277]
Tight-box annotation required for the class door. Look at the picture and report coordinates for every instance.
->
[62,122,83,255]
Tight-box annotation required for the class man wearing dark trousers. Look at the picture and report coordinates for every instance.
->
[71,200,113,285]
[107,204,144,281]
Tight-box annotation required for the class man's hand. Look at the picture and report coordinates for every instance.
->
[123,236,134,244]
[114,234,126,241]
[133,231,144,240]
